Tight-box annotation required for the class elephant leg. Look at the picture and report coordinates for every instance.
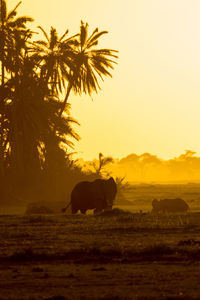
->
[104,205,112,211]
[81,209,87,214]
[94,195,105,212]
[94,208,102,214]
[72,207,78,214]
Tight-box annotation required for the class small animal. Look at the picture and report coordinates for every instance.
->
[152,198,189,213]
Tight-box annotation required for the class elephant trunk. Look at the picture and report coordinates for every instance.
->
[61,201,71,213]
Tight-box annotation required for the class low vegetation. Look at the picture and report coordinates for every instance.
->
[1,208,200,299]
[0,210,199,264]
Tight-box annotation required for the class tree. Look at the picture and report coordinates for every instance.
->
[0,0,33,180]
[0,1,118,204]
[32,26,77,95]
[5,59,80,183]
[115,176,130,204]
[0,0,33,86]
[90,152,114,176]
[59,21,118,116]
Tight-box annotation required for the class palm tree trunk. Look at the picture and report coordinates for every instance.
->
[0,122,4,178]
[0,32,5,87]
[58,81,73,117]
[59,59,82,117]
[1,60,4,87]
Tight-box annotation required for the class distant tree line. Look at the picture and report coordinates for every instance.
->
[104,150,200,183]
[0,0,118,204]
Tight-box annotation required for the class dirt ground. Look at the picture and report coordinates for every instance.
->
[1,212,200,299]
[1,261,200,299]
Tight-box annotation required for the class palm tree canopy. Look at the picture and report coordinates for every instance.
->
[32,26,78,94]
[70,21,118,95]
[0,0,33,86]
[59,21,118,116]
[0,0,33,27]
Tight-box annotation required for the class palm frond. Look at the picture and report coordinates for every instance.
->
[38,26,50,43]
[86,40,98,48]
[86,27,98,44]
[7,1,22,21]
[50,26,58,49]
[62,34,79,48]
[87,31,108,49]
[91,48,119,58]
[0,0,7,24]
[10,16,33,28]
[59,28,69,42]
[34,40,48,47]
[80,21,88,49]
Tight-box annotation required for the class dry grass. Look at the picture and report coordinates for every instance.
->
[0,210,200,264]
[1,209,200,299]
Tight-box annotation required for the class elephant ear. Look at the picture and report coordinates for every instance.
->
[108,177,115,183]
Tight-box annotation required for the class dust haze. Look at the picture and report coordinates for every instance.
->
[80,150,200,183]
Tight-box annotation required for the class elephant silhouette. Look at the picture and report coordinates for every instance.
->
[62,177,117,214]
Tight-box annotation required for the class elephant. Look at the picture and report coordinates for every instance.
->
[62,177,117,214]
[152,198,189,213]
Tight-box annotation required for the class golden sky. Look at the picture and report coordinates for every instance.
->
[17,0,200,160]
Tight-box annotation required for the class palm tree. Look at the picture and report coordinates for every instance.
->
[59,21,118,116]
[91,152,114,176]
[0,0,32,180]
[0,4,118,199]
[5,57,80,182]
[0,0,33,87]
[32,26,77,95]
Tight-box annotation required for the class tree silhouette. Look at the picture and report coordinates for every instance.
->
[115,176,130,204]
[32,26,77,95]
[0,0,33,180]
[5,58,80,182]
[59,21,118,116]
[0,0,33,86]
[90,152,114,176]
[0,1,118,203]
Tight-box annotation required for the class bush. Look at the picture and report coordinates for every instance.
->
[25,202,54,214]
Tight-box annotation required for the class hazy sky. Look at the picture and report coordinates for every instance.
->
[16,0,200,160]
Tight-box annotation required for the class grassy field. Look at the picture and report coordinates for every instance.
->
[1,210,200,299]
[1,184,200,299]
